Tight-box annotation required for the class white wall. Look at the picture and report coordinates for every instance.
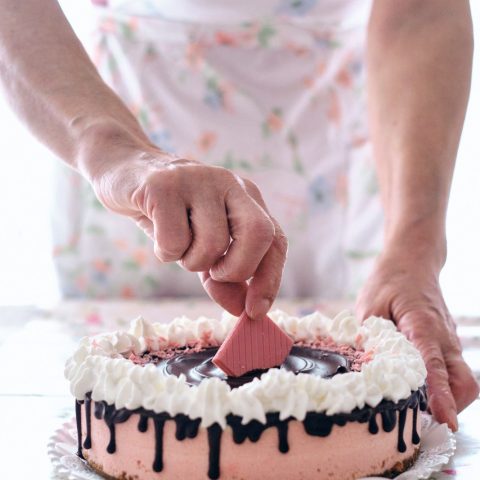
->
[0,2,479,312]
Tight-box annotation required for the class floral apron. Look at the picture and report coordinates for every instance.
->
[52,0,382,300]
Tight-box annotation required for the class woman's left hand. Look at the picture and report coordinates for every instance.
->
[356,250,479,431]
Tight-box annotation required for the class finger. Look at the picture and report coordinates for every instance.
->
[210,183,274,282]
[134,215,155,241]
[198,271,247,316]
[152,199,191,262]
[444,350,480,413]
[179,203,230,272]
[414,338,458,431]
[245,220,288,320]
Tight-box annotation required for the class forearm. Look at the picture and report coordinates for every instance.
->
[0,0,151,178]
[367,0,473,269]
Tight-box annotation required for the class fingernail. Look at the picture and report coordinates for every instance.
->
[249,299,271,320]
[449,409,459,432]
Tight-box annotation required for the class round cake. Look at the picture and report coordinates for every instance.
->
[65,310,428,480]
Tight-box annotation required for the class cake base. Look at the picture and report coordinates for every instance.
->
[84,448,420,480]
[78,402,422,480]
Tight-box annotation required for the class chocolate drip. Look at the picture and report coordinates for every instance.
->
[153,417,166,472]
[138,414,149,433]
[80,386,427,480]
[207,424,222,480]
[161,346,350,388]
[83,398,92,449]
[397,408,407,453]
[94,401,104,420]
[381,410,397,432]
[303,412,334,437]
[368,413,379,434]
[103,403,131,454]
[277,422,289,453]
[75,400,84,459]
[174,414,200,440]
[412,406,420,444]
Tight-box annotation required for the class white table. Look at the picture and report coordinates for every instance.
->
[1,300,479,479]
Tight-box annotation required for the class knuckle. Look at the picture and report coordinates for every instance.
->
[181,241,225,273]
[212,262,251,283]
[425,354,446,375]
[154,245,183,263]
[274,229,289,255]
[155,237,189,263]
[242,177,262,196]
[249,215,275,244]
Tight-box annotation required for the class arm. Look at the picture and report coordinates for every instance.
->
[357,0,478,430]
[0,0,287,319]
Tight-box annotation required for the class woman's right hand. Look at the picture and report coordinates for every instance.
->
[79,131,287,320]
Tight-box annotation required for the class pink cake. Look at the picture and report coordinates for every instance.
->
[65,310,428,479]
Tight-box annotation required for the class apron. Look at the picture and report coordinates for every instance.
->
[52,0,382,300]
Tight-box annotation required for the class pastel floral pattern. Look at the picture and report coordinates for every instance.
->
[52,0,380,300]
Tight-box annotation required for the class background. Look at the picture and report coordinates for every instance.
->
[1,2,480,313]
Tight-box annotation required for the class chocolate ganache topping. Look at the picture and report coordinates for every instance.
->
[158,346,350,387]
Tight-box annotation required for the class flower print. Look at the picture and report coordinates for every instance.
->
[114,239,128,251]
[257,24,276,48]
[335,53,363,89]
[262,108,283,137]
[186,41,205,70]
[327,88,341,125]
[86,312,102,326]
[92,259,111,285]
[287,131,304,174]
[215,31,237,46]
[216,152,253,172]
[277,0,318,17]
[313,32,341,51]
[197,131,217,153]
[143,275,160,291]
[149,129,175,153]
[74,274,88,293]
[308,175,335,212]
[144,43,157,61]
[133,248,149,266]
[335,67,353,89]
[93,259,111,274]
[120,285,135,299]
[119,18,137,41]
[204,76,225,109]
[86,224,105,235]
[303,61,326,88]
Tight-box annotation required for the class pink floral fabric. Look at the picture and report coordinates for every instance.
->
[52,0,382,300]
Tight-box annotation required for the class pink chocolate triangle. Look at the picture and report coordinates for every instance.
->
[213,311,293,377]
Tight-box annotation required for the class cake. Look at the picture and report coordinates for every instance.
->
[65,310,428,479]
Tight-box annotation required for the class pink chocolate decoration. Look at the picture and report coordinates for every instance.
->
[213,312,294,377]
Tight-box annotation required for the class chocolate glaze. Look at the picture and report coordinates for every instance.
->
[160,346,350,388]
[75,387,427,480]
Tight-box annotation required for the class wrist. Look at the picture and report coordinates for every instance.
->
[383,217,447,274]
[73,115,157,183]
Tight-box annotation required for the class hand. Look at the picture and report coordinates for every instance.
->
[356,249,479,431]
[82,138,287,320]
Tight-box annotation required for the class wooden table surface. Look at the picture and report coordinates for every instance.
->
[1,300,479,479]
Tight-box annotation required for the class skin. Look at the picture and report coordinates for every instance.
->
[358,0,479,430]
[0,0,477,428]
